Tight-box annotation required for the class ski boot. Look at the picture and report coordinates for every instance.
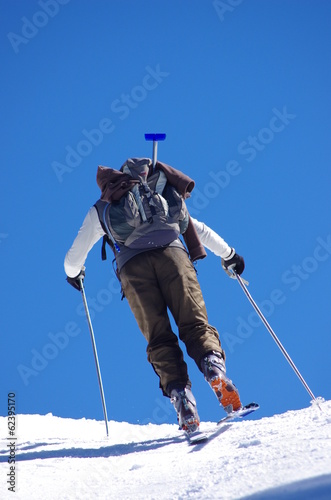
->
[170,386,200,435]
[201,351,242,414]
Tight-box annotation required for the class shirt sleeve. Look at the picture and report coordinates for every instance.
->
[64,206,105,278]
[191,217,233,259]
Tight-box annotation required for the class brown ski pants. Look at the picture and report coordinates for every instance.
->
[119,247,224,396]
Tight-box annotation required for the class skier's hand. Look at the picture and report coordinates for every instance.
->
[221,249,245,277]
[66,268,85,291]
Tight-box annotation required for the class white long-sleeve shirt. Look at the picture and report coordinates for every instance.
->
[64,208,232,278]
[190,217,233,259]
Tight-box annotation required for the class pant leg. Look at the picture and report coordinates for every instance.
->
[151,247,224,365]
[119,250,190,394]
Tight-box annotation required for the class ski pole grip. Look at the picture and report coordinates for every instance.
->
[230,266,249,286]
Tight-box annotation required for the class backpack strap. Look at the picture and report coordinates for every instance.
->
[131,184,148,222]
[122,165,150,222]
[154,170,167,194]
[101,235,110,261]
[101,203,120,253]
[94,200,120,260]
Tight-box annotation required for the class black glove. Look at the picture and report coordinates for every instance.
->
[222,249,245,277]
[66,268,85,291]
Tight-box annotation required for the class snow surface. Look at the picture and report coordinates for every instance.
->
[1,400,331,500]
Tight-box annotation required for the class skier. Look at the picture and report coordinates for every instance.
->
[64,158,245,435]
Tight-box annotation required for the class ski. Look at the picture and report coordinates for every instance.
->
[217,402,260,426]
[187,402,259,445]
[186,430,209,444]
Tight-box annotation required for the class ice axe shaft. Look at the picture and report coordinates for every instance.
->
[145,133,166,168]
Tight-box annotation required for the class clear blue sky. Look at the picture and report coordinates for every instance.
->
[1,0,330,426]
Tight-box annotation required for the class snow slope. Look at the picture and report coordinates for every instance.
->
[1,400,330,500]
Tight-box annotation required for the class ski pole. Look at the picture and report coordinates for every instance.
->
[79,278,109,436]
[145,133,166,169]
[231,269,323,407]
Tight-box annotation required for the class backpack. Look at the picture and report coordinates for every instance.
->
[95,159,189,254]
